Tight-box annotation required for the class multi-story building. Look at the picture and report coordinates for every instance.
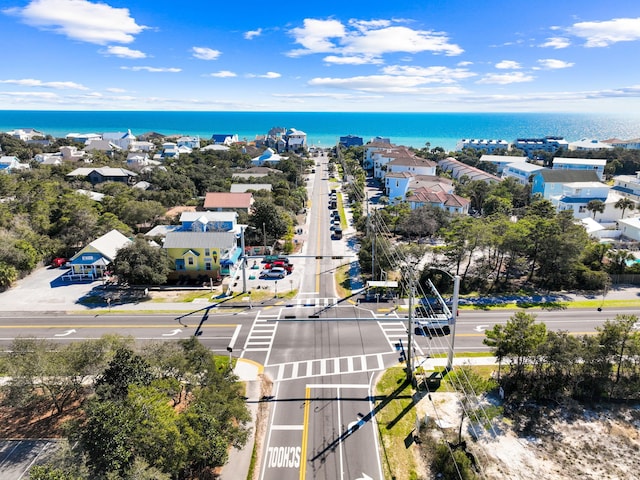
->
[455,138,510,154]
[512,136,568,158]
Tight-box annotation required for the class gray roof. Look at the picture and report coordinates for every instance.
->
[536,170,600,183]
[163,231,237,249]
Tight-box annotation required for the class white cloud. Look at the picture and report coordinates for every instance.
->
[535,58,574,70]
[103,46,146,59]
[273,92,382,100]
[0,91,59,99]
[457,61,473,67]
[323,55,382,65]
[0,78,88,89]
[287,18,462,62]
[381,65,476,83]
[120,66,181,73]
[495,60,522,69]
[308,74,469,94]
[244,28,262,40]
[540,37,570,49]
[106,87,127,93]
[568,17,640,47]
[246,72,281,79]
[208,71,237,78]
[191,47,221,60]
[3,0,147,45]
[288,19,346,56]
[477,72,534,85]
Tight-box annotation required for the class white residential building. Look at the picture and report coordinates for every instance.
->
[177,136,200,149]
[552,157,607,181]
[567,138,614,152]
[551,181,610,220]
[455,138,510,153]
[618,216,640,242]
[479,154,529,175]
[512,136,569,158]
[501,162,547,185]
[611,172,640,202]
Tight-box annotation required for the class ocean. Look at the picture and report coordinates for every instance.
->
[1,110,639,152]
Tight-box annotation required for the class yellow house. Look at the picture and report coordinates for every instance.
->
[163,231,239,278]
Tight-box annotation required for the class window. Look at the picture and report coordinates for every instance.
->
[205,262,212,271]
[188,257,194,265]
[204,248,210,256]
[578,206,586,213]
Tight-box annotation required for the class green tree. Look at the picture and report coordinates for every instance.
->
[6,338,111,414]
[586,199,605,219]
[95,347,153,401]
[484,311,547,380]
[606,248,635,275]
[0,261,18,288]
[112,237,172,286]
[614,197,635,218]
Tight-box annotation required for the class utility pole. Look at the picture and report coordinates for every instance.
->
[406,277,414,384]
[367,193,375,280]
[262,222,267,254]
[240,226,247,293]
[446,275,461,372]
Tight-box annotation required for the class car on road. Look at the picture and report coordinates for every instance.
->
[415,319,451,336]
[260,266,287,279]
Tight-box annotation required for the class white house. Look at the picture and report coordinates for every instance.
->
[66,132,102,144]
[501,162,547,185]
[618,216,640,242]
[103,130,136,150]
[611,172,640,202]
[177,136,200,149]
[551,181,610,220]
[251,148,287,166]
[364,138,394,170]
[0,155,29,173]
[6,128,45,141]
[568,138,614,152]
[552,157,607,180]
[386,155,437,177]
[479,154,528,175]
[512,136,569,158]
[284,128,306,152]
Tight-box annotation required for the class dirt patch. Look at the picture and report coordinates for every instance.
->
[0,396,83,439]
[415,393,640,479]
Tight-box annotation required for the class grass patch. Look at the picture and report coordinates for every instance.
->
[375,367,420,480]
[335,263,352,299]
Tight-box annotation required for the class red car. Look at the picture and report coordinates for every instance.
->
[264,260,293,273]
[51,257,68,268]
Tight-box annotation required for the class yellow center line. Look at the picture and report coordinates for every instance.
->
[0,324,236,329]
[300,386,311,480]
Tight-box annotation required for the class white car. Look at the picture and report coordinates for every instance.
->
[260,266,286,279]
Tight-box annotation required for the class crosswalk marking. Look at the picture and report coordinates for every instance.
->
[243,311,278,354]
[271,353,386,381]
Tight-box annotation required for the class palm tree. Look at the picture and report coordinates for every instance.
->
[586,199,605,219]
[606,249,636,274]
[614,197,635,219]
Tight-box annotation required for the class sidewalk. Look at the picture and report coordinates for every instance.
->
[221,358,265,480]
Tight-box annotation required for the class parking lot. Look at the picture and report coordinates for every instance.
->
[0,440,60,480]
[0,265,100,313]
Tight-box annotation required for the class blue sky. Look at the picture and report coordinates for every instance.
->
[2,0,640,112]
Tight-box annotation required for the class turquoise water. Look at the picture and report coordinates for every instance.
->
[1,110,640,152]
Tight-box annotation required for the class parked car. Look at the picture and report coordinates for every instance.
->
[264,260,293,273]
[260,266,286,279]
[51,257,68,268]
[415,319,451,336]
